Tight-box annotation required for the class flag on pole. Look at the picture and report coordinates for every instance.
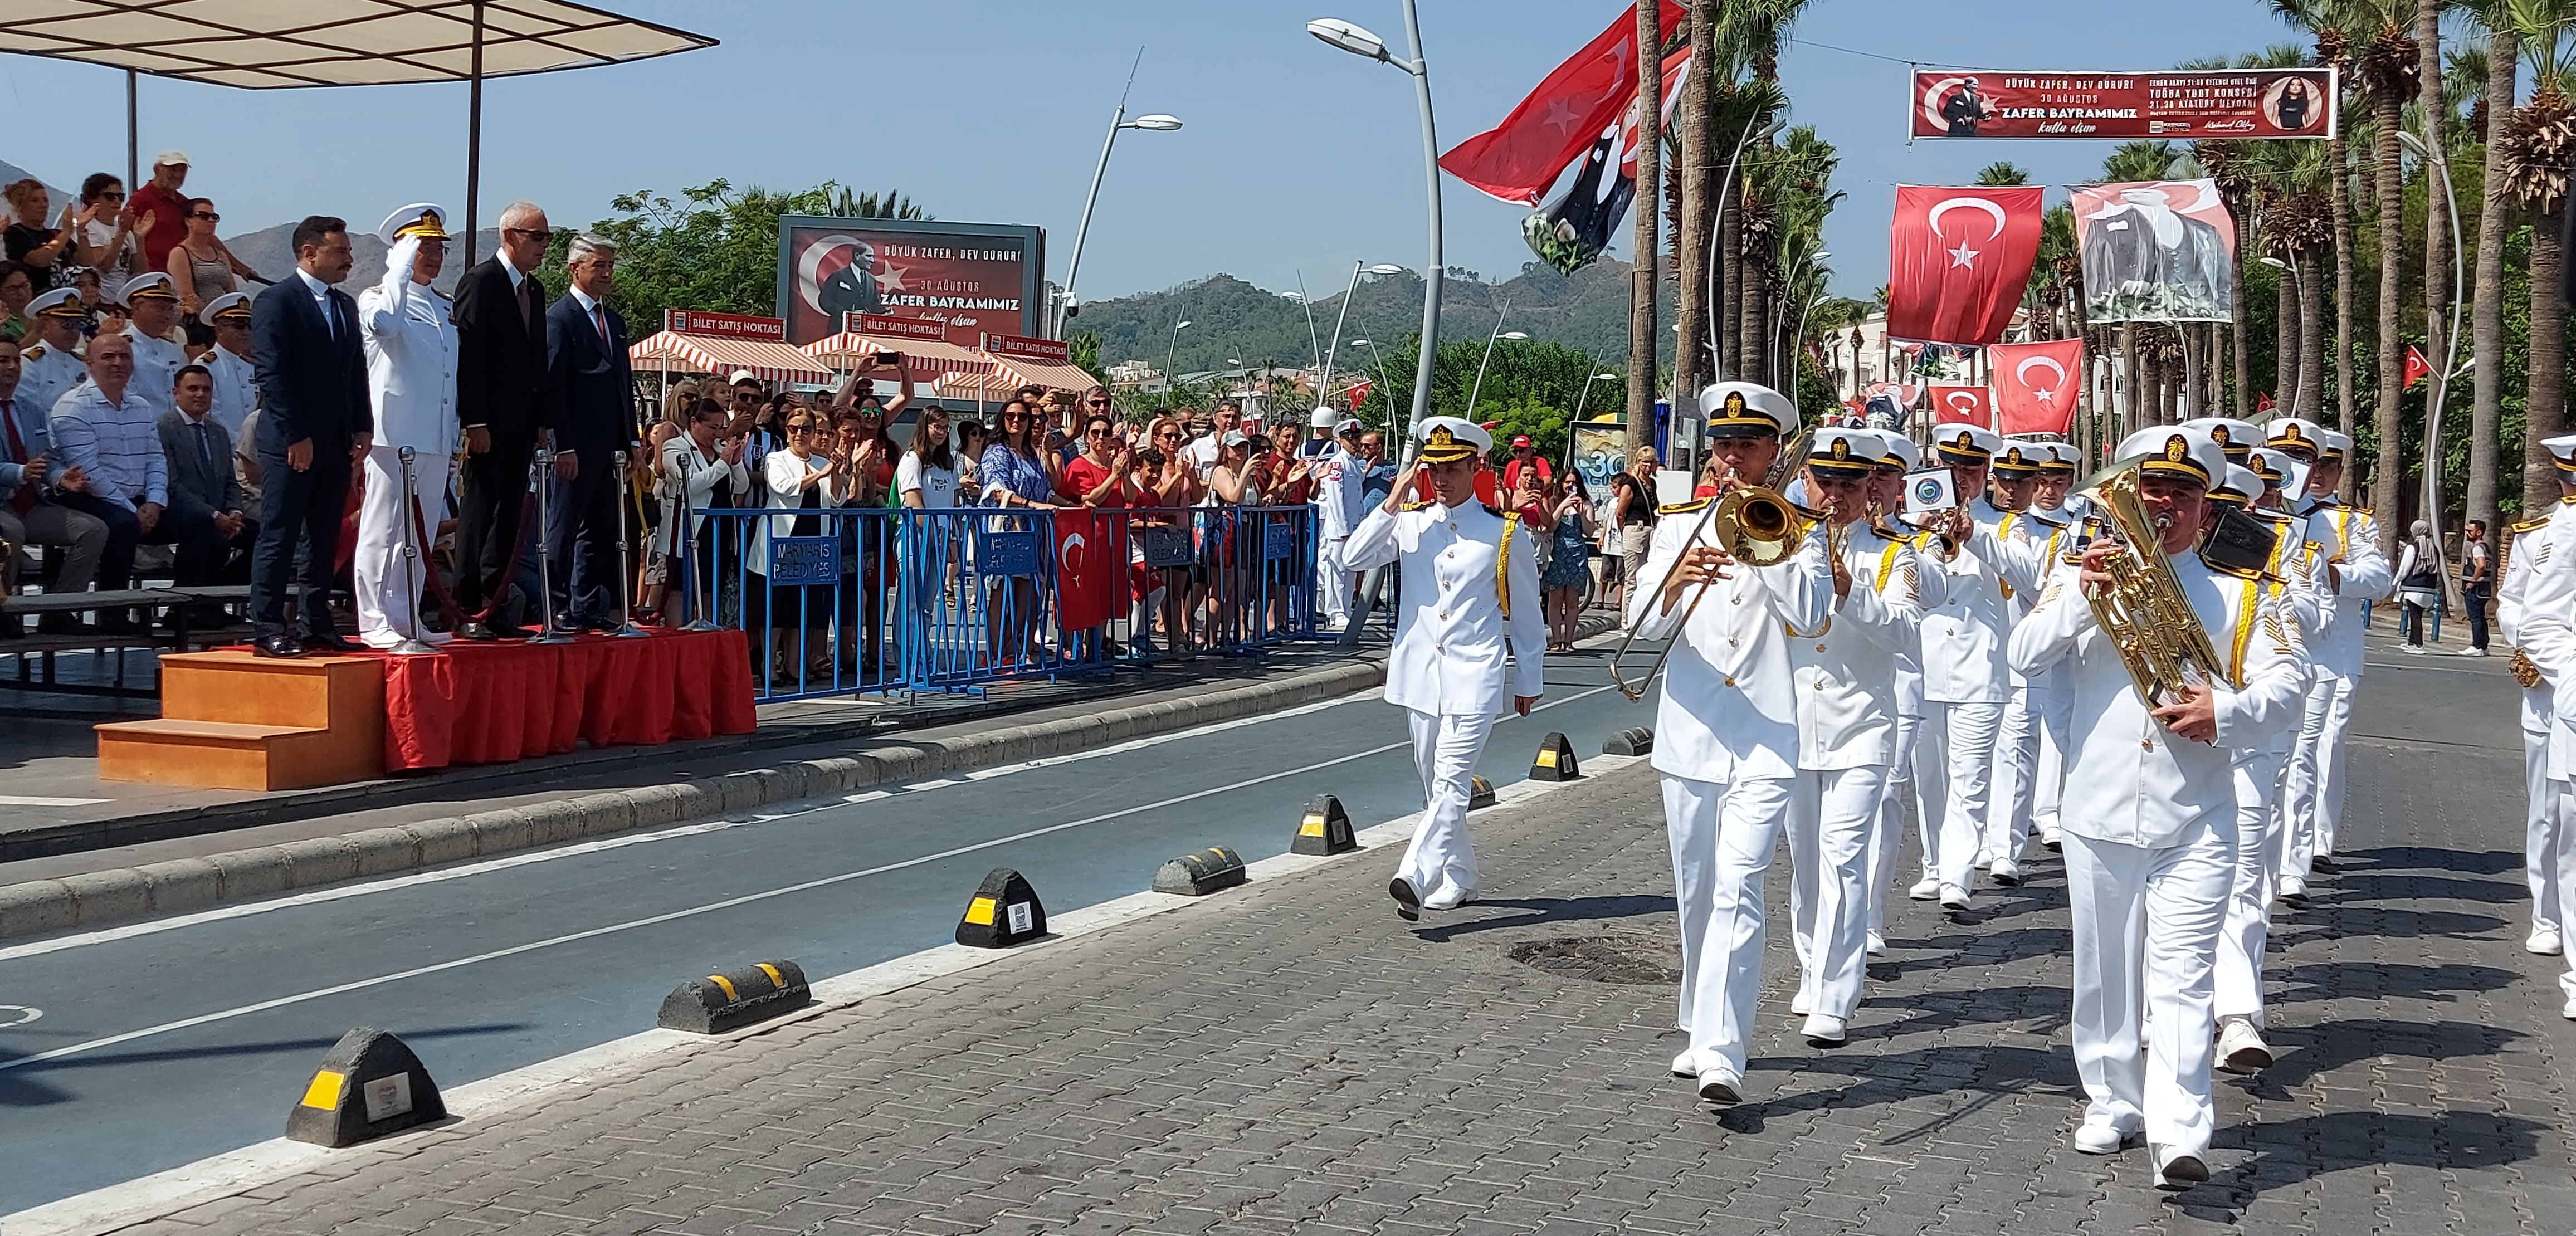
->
[1886,185,2045,346]
[1989,338,2085,436]
[1929,385,1994,428]
[2403,346,2432,390]
[1436,3,1686,206]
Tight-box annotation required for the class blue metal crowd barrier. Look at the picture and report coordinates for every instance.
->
[674,503,1320,701]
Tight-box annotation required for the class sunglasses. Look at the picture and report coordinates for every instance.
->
[1155,430,1182,440]
[96,191,125,202]
[786,424,816,434]
[191,212,218,222]
[506,227,554,243]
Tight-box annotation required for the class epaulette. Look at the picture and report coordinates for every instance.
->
[1865,524,1905,544]
[1657,497,1711,516]
[2026,510,2069,530]
[2254,507,2297,524]
[22,343,43,359]
[2349,505,2373,516]
[1480,502,1510,519]
[1398,499,1427,512]
[2511,514,2552,535]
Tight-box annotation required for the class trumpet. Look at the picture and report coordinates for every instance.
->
[1608,433,1812,702]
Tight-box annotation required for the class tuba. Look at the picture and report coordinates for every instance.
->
[1608,433,1814,701]
[2080,466,2234,707]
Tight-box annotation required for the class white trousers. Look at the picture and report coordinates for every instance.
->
[1987,683,2042,861]
[1789,765,1890,1022]
[1665,773,1797,1077]
[1318,536,1352,624]
[2281,672,2354,878]
[2215,746,2291,1024]
[2524,703,2564,935]
[2031,675,2071,838]
[2551,782,2576,1001]
[2064,822,2235,1155]
[1920,700,2003,889]
[1869,710,1923,934]
[354,444,452,648]
[1399,709,1492,906]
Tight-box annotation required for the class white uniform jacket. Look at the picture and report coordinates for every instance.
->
[2007,549,2306,848]
[17,341,86,433]
[1312,446,1365,540]
[2294,500,2393,678]
[1626,500,1834,783]
[203,343,260,441]
[1916,502,2046,705]
[1344,499,1545,716]
[123,324,183,413]
[357,253,460,455]
[2499,501,2576,776]
[1789,527,1924,770]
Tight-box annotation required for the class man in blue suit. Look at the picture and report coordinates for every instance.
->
[247,216,371,657]
[544,232,639,631]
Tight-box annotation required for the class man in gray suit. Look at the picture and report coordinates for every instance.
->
[157,364,257,598]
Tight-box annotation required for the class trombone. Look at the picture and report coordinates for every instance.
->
[1608,432,1811,702]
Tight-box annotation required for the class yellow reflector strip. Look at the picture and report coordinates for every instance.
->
[301,1069,345,1110]
[1536,749,1558,768]
[707,974,739,1001]
[1299,818,1325,837]
[755,963,785,989]
[964,896,997,925]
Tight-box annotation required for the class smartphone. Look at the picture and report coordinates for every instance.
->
[1901,467,1958,517]
[872,350,901,368]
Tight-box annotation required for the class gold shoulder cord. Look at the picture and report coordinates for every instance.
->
[1497,513,1519,619]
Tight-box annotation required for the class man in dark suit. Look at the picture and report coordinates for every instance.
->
[247,216,370,657]
[544,232,638,630]
[156,363,257,597]
[450,199,553,639]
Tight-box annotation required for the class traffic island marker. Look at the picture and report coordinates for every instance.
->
[1468,776,1497,810]
[1603,726,1654,756]
[1530,732,1582,781]
[657,960,813,1034]
[955,867,1047,947]
[284,1027,446,1147]
[1292,794,1357,855]
[1154,846,1250,896]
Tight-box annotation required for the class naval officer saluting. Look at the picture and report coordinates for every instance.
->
[352,203,460,649]
[1340,415,1544,921]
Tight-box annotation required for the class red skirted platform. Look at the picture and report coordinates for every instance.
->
[379,628,757,770]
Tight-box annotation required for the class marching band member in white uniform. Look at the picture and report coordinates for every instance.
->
[1628,382,1831,1103]
[2026,441,2086,850]
[1341,415,1544,921]
[1980,442,2058,885]
[2497,434,2576,999]
[2009,426,2304,1190]
[1783,428,1921,1048]
[1866,432,1930,955]
[352,203,461,649]
[2268,420,2390,902]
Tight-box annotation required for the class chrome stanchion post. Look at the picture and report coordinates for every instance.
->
[679,461,716,632]
[611,451,651,638]
[526,446,573,645]
[386,446,439,656]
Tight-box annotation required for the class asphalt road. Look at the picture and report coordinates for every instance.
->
[0,639,1662,1212]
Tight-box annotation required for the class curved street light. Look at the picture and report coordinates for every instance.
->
[1060,60,1182,336]
[1318,262,1407,416]
[1161,319,1193,411]
[2398,128,2465,612]
[1708,116,1786,382]
[2260,254,2304,418]
[1310,8,1441,452]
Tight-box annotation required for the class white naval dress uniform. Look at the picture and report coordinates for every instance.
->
[18,340,87,432]
[1312,444,1364,626]
[123,324,183,413]
[2499,500,2576,984]
[1984,507,2066,870]
[1341,496,1544,907]
[1787,527,1921,1024]
[2026,497,2089,844]
[202,341,260,441]
[2214,513,2325,1030]
[2279,499,2391,883]
[353,240,460,648]
[1914,500,2045,895]
[1868,534,1933,940]
[1627,502,1832,1079]
[2009,548,2304,1161]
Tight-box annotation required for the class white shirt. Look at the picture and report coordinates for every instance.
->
[2008,548,2306,848]
[17,337,87,431]
[121,323,183,413]
[1914,501,2046,704]
[896,452,959,509]
[1184,431,1227,485]
[203,342,260,441]
[1789,529,1924,770]
[1625,501,1835,783]
[1343,498,1545,716]
[2499,500,2576,775]
[657,435,749,544]
[1311,444,1365,539]
[356,252,459,454]
[295,267,341,336]
[2292,498,2394,678]
[81,218,138,304]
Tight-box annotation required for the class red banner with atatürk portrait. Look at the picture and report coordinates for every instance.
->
[1886,185,2043,346]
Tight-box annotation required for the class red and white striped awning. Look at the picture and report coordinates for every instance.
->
[630,330,837,385]
[801,332,999,387]
[978,354,1102,395]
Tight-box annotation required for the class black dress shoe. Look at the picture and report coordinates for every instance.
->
[1389,878,1422,922]
[35,612,85,636]
[457,620,501,642]
[303,631,360,653]
[252,633,306,658]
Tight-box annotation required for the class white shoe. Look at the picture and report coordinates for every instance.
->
[1422,886,1476,911]
[1990,856,2022,886]
[2216,1017,2273,1074]
[2563,997,2576,1021]
[2456,646,2489,657]
[1908,877,1941,901]
[1866,930,1886,956]
[1939,883,1972,911]
[421,628,455,645]
[2153,1145,2211,1190]
[2528,926,2564,956]
[2040,823,2062,850]
[1790,991,1813,1017]
[2278,876,2309,907]
[1801,1013,1847,1046]
[2072,1116,2140,1155]
[1973,849,1995,868]
[1670,1049,1699,1078]
[1696,1066,1744,1106]
[2401,645,2427,655]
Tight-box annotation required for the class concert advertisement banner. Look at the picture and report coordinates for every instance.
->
[775,217,1044,346]
[1886,185,2043,346]
[1911,69,2337,140]
[1990,339,2086,437]
[2071,180,2237,323]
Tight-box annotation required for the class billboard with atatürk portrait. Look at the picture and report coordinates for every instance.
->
[2071,180,2238,324]
[774,216,1045,346]
[1911,69,2337,141]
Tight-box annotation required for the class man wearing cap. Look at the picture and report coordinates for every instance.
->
[1628,382,1832,1104]
[247,215,371,657]
[2266,417,2390,902]
[1341,414,1543,924]
[2498,434,2576,986]
[199,292,259,440]
[121,271,186,411]
[1866,430,1935,956]
[1310,416,1366,631]
[1782,426,1921,1048]
[129,152,191,277]
[17,289,91,434]
[2023,440,2087,850]
[1300,406,1337,460]
[2009,426,2305,1189]
[352,204,460,649]
[1910,424,2046,910]
[450,199,552,641]
[0,334,109,623]
[1980,440,2060,886]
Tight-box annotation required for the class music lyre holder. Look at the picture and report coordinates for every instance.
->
[386,446,440,656]
[526,446,574,645]
[609,452,652,638]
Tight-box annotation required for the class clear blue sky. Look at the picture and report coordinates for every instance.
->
[0,0,2300,306]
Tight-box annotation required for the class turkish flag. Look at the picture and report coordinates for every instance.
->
[1990,338,2084,436]
[1438,3,1686,206]
[2403,346,2432,389]
[1887,185,2045,346]
[1053,510,1117,631]
[1929,385,1993,428]
[1345,379,1371,412]
[2257,391,2276,414]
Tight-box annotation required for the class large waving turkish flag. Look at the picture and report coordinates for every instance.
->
[1990,338,2085,436]
[1887,185,2043,346]
[1053,510,1118,631]
[1928,385,1993,428]
[1437,3,1685,206]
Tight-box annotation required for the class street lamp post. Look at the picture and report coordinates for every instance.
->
[1350,336,1401,440]
[2399,128,2466,612]
[1161,319,1192,411]
[1061,63,1181,338]
[2259,254,2304,417]
[1309,9,1442,443]
[1565,368,1620,472]
[1320,262,1406,417]
[1785,292,1829,413]
[1466,302,1526,424]
[1770,248,1829,394]
[1709,115,1785,382]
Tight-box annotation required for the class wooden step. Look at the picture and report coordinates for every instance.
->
[96,717,383,792]
[158,650,383,729]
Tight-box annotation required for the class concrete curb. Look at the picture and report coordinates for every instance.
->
[0,659,1387,942]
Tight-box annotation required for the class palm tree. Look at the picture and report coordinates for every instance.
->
[826,187,927,220]
[2274,1,2370,436]
[2497,0,2576,513]
[2340,0,2423,535]
[2467,0,2519,536]
[1975,161,2032,186]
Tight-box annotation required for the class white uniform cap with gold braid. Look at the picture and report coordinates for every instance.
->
[2179,416,2261,463]
[2263,416,2328,461]
[1695,380,1797,438]
[2037,440,2081,474]
[2211,462,2260,505]
[1931,423,2002,465]
[27,287,85,319]
[1807,427,1882,478]
[1990,441,2043,476]
[2316,428,2351,463]
[199,290,252,327]
[2248,447,2293,489]
[1414,415,1491,465]
[123,271,178,303]
[2114,425,2226,488]
[1876,431,1922,472]
[377,203,451,246]
[2540,432,2576,474]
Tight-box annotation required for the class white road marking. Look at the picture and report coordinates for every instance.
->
[0,1004,41,1028]
[0,796,110,807]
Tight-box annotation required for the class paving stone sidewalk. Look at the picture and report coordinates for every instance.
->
[119,653,2576,1235]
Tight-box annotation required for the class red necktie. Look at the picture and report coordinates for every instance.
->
[518,275,535,329]
[592,304,609,344]
[3,399,31,516]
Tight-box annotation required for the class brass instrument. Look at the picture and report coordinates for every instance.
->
[2080,467,2233,707]
[1609,433,1813,701]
